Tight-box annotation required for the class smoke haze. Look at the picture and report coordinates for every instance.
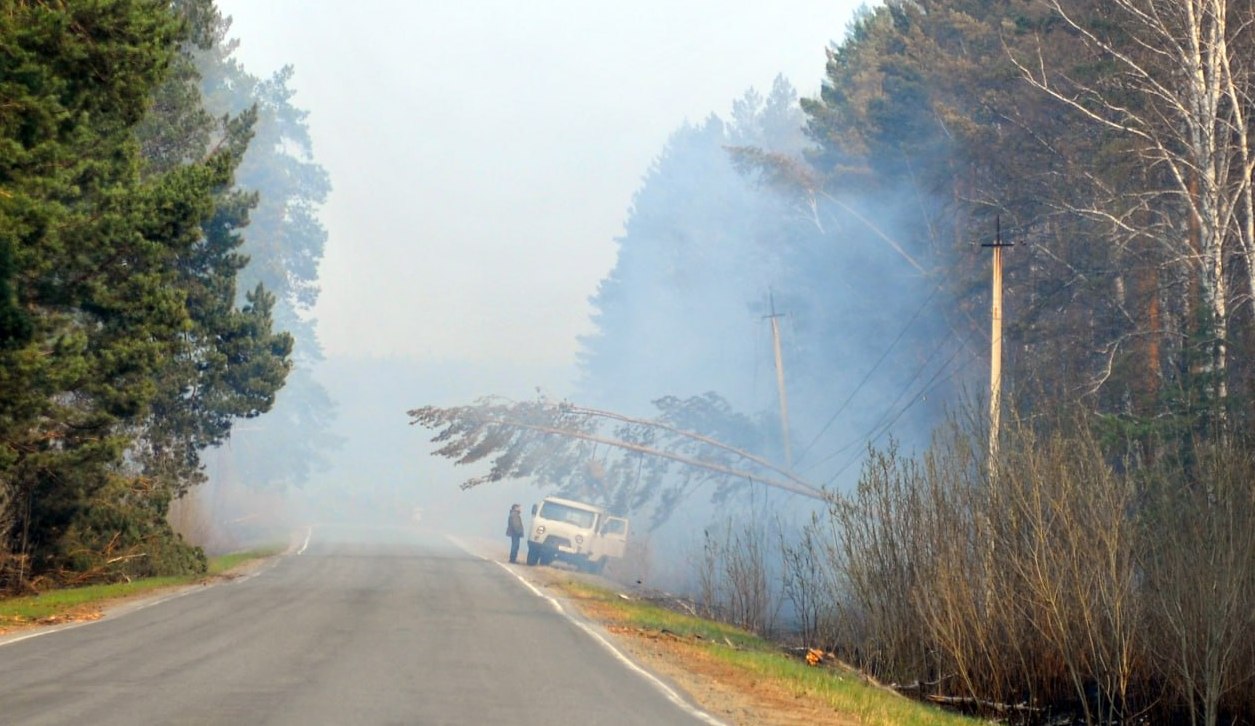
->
[192,2,974,582]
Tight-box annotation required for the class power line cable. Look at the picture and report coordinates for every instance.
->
[824,342,978,486]
[799,337,953,474]
[793,283,943,466]
[800,331,963,474]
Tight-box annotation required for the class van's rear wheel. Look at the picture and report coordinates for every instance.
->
[525,543,539,566]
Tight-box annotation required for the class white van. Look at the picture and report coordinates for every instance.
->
[525,496,629,573]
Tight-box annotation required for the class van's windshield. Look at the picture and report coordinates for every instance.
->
[538,501,596,528]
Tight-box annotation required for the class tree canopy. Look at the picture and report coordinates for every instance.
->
[0,0,301,588]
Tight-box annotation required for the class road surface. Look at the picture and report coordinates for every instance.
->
[0,525,715,725]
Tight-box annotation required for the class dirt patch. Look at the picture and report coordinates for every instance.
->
[0,605,104,635]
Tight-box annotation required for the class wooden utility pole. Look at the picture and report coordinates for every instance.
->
[765,292,793,470]
[983,217,1012,471]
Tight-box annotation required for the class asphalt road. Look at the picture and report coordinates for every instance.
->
[0,525,714,725]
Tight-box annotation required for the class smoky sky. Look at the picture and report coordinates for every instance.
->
[212,0,869,387]
[203,1,964,563]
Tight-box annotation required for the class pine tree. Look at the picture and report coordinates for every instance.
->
[191,15,339,491]
[0,0,293,586]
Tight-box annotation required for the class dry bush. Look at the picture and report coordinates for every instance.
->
[696,517,779,637]
[823,411,1149,718]
[815,409,1255,724]
[913,424,1032,706]
[725,517,774,635]
[827,441,932,682]
[1140,438,1255,726]
[696,526,721,620]
[675,404,1255,723]
[779,512,828,646]
[995,418,1141,723]
[907,416,1143,721]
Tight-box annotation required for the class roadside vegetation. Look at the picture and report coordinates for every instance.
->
[0,548,279,632]
[204,546,284,575]
[553,579,981,726]
[0,0,332,593]
[685,408,1255,725]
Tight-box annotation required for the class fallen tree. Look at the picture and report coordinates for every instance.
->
[409,394,829,526]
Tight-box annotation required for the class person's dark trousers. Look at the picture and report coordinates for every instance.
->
[509,535,521,563]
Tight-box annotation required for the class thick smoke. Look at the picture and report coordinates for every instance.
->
[572,76,972,589]
[579,77,964,492]
[280,79,970,587]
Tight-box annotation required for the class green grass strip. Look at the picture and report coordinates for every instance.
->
[553,579,982,726]
[705,646,979,725]
[0,577,191,623]
[0,547,282,626]
[206,546,283,576]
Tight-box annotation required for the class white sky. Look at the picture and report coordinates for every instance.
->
[214,0,868,374]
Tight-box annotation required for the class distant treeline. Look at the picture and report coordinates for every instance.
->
[0,0,331,590]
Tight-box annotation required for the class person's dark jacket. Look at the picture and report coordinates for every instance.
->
[506,510,524,538]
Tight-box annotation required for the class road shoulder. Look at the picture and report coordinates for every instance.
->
[0,552,279,646]
[450,533,843,725]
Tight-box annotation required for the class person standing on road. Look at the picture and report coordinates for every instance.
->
[506,504,524,563]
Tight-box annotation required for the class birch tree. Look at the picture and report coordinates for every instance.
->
[1012,0,1255,405]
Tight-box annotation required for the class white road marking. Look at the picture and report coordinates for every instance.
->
[444,535,724,726]
[0,619,96,647]
[297,526,313,555]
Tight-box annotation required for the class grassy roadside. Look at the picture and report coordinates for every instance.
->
[205,546,283,575]
[0,547,282,631]
[552,579,983,726]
